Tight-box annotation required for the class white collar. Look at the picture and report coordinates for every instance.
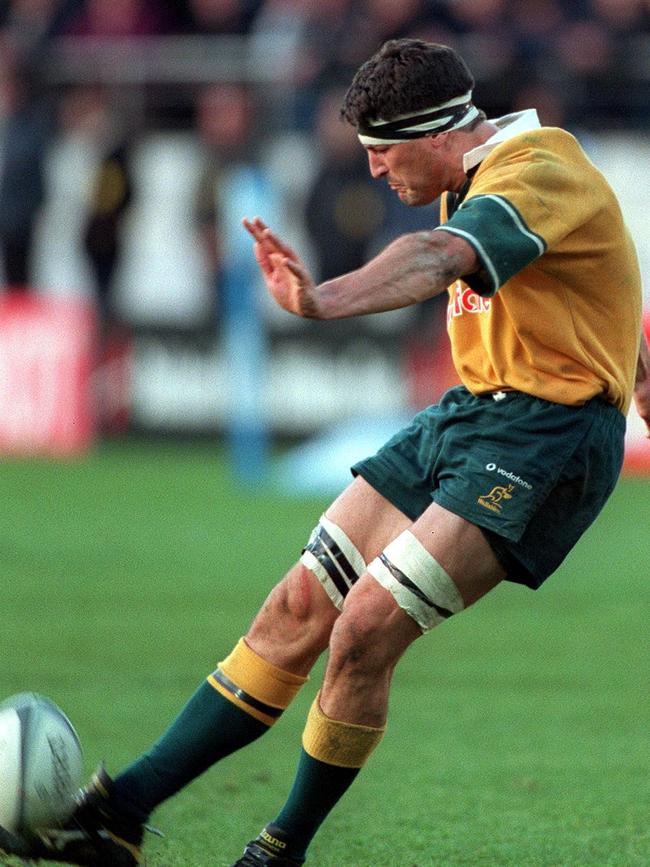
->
[463,109,541,173]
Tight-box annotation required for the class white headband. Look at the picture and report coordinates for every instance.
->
[357,91,478,146]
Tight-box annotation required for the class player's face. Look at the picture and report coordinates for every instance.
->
[365,138,452,206]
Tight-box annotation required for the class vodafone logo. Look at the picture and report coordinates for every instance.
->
[485,462,533,490]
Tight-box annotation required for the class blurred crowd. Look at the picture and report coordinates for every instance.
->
[0,0,649,358]
[3,0,650,125]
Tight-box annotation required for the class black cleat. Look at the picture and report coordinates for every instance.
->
[0,765,155,866]
[231,828,305,866]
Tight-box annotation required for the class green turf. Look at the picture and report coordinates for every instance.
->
[1,442,648,866]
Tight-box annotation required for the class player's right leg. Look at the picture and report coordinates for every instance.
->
[0,570,335,866]
[104,483,399,831]
[0,478,403,866]
[0,563,341,866]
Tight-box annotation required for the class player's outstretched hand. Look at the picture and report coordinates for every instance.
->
[243,217,319,317]
[634,381,650,438]
[634,331,650,438]
[634,374,650,437]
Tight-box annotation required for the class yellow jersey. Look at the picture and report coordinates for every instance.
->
[436,115,642,412]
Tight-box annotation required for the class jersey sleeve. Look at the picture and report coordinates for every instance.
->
[434,129,604,296]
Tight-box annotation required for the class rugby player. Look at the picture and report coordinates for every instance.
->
[2,37,649,867]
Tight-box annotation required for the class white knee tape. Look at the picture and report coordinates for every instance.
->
[367,530,464,632]
[300,514,366,611]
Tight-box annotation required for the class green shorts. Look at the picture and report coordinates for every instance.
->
[352,386,626,588]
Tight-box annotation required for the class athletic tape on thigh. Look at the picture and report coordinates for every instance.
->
[367,530,464,632]
[300,514,366,610]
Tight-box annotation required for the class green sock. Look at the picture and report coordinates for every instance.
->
[270,749,360,858]
[112,681,269,819]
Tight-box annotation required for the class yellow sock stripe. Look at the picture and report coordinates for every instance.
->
[207,638,308,726]
[208,669,283,726]
[302,693,385,768]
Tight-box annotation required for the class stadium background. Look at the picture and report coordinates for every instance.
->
[1,2,649,866]
[0,0,648,475]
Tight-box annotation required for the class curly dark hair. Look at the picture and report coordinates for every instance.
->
[341,39,475,127]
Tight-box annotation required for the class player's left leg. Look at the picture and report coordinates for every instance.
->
[234,502,505,865]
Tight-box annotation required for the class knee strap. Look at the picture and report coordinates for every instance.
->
[368,530,464,632]
[300,515,366,610]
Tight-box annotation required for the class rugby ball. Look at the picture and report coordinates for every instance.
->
[0,693,83,834]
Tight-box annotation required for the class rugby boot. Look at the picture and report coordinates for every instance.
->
[231,827,305,866]
[0,765,155,866]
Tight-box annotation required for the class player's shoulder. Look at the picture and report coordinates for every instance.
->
[468,124,612,214]
[488,125,587,167]
[475,126,602,195]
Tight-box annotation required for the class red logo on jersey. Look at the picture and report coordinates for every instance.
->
[447,280,491,324]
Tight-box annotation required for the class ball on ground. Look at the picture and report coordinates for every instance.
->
[0,692,83,835]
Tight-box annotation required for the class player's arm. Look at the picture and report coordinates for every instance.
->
[243,216,477,319]
[634,327,650,437]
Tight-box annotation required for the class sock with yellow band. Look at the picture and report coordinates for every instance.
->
[252,694,385,860]
[208,638,307,726]
[110,639,307,820]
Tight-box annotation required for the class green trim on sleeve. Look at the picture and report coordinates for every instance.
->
[434,194,547,297]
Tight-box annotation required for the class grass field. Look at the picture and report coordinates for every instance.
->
[1,441,649,866]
